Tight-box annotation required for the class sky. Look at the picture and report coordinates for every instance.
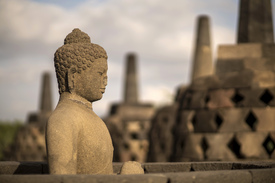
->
[0,0,274,122]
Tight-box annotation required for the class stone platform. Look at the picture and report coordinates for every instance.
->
[0,161,275,183]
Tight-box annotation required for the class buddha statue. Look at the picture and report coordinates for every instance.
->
[46,28,113,174]
[46,28,144,175]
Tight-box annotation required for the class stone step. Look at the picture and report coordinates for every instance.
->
[0,162,275,183]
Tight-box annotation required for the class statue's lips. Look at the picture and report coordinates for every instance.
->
[100,88,105,94]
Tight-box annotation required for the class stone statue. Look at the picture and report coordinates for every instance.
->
[46,28,113,174]
[46,28,144,175]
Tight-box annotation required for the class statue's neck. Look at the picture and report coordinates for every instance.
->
[60,92,93,111]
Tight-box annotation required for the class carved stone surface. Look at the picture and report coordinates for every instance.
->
[175,133,204,161]
[236,132,269,159]
[206,89,235,109]
[218,108,251,132]
[190,75,221,91]
[177,110,195,133]
[204,133,237,160]
[46,28,113,174]
[238,89,266,107]
[192,110,218,132]
[217,44,275,60]
[147,104,178,162]
[252,108,275,131]
[191,162,232,171]
[188,91,207,109]
[2,161,275,175]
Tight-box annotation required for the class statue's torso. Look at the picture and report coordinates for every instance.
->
[47,94,113,174]
[75,103,113,174]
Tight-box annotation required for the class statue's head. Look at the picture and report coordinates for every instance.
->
[54,28,108,102]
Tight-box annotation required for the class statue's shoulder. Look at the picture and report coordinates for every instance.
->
[47,100,80,128]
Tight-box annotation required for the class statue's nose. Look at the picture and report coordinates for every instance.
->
[103,76,108,86]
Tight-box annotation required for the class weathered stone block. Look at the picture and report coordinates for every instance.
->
[193,110,218,132]
[41,162,49,174]
[190,75,221,90]
[232,161,275,170]
[0,175,62,183]
[0,174,168,183]
[143,162,191,173]
[238,89,266,107]
[189,91,207,109]
[243,58,275,72]
[236,132,269,159]
[250,168,275,183]
[179,90,193,109]
[216,58,275,76]
[148,105,178,162]
[175,133,204,161]
[0,161,42,175]
[206,89,235,109]
[217,43,275,60]
[0,162,20,175]
[113,163,123,174]
[166,170,252,183]
[218,69,275,88]
[205,133,237,160]
[252,108,275,131]
[71,174,168,183]
[177,110,195,133]
[218,108,251,132]
[252,70,275,88]
[59,175,98,183]
[219,70,255,88]
[175,85,188,102]
[191,162,232,171]
[216,59,245,75]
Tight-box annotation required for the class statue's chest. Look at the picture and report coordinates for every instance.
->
[77,113,113,173]
[79,119,113,153]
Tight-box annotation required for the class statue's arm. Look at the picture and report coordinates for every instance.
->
[46,113,78,174]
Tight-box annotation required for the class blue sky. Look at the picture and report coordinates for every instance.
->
[33,0,109,9]
[0,0,274,121]
[33,0,88,8]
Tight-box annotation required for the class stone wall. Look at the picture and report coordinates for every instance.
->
[0,161,275,183]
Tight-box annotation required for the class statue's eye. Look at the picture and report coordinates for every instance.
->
[98,72,103,76]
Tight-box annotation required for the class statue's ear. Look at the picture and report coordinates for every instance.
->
[67,68,76,93]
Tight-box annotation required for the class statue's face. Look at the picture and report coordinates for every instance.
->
[73,58,108,102]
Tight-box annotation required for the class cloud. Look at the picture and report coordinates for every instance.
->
[0,0,242,120]
[142,85,175,106]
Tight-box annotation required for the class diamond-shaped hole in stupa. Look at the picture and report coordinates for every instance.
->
[201,137,209,159]
[227,136,242,158]
[245,111,258,131]
[231,91,244,105]
[263,135,275,156]
[191,114,197,127]
[260,89,274,105]
[215,114,223,130]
